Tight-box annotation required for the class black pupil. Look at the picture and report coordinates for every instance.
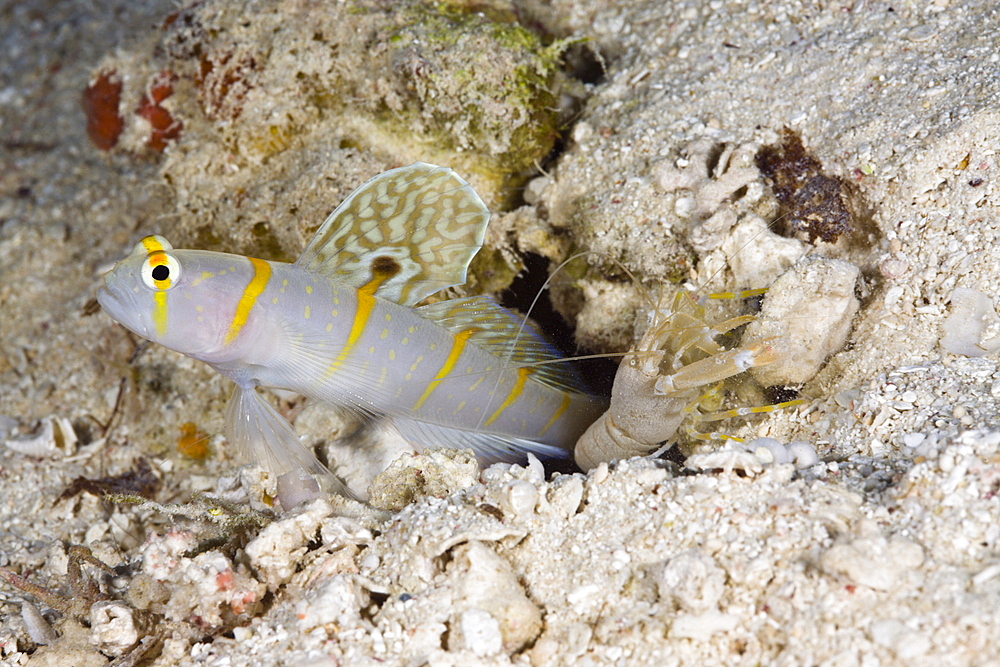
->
[151,264,170,282]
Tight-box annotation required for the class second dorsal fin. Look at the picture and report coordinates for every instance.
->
[296,163,490,307]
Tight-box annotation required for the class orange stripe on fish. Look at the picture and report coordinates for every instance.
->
[538,391,572,437]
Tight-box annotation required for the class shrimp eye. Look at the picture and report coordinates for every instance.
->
[141,252,182,290]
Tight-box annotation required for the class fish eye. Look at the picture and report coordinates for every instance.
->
[141,252,182,290]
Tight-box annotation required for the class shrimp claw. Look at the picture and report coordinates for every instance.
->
[574,289,793,470]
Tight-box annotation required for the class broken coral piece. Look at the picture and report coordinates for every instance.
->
[941,287,1000,357]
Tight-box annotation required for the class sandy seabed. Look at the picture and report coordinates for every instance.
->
[3,1,1000,665]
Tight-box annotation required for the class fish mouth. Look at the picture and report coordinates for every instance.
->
[96,284,149,338]
[95,284,120,317]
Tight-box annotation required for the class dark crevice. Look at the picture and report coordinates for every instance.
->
[563,41,606,85]
[704,142,727,177]
[534,41,609,174]
[499,252,617,398]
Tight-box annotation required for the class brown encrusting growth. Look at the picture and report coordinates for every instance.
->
[755,127,854,244]
[81,70,124,150]
[135,70,182,151]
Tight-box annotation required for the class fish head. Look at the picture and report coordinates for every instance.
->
[98,235,251,361]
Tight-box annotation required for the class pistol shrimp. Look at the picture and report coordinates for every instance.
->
[499,242,811,473]
[571,285,803,470]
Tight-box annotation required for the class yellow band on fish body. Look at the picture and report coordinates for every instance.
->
[484,367,531,427]
[538,391,572,437]
[225,257,271,346]
[327,259,398,376]
[413,327,480,410]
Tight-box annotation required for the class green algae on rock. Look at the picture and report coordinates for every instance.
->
[86,0,573,263]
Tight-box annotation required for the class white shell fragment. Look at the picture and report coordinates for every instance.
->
[751,437,793,465]
[245,498,333,587]
[89,601,141,657]
[820,521,925,591]
[669,610,740,641]
[294,575,368,633]
[743,255,860,386]
[940,287,1000,357]
[502,480,539,518]
[545,475,585,518]
[870,618,933,660]
[685,447,764,476]
[20,600,58,645]
[722,214,807,290]
[657,550,726,613]
[686,439,821,474]
[655,140,760,222]
[786,441,821,468]
[455,608,503,656]
[749,437,821,470]
[3,416,77,458]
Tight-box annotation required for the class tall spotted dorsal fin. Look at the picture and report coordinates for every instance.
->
[296,163,490,307]
[415,296,588,394]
